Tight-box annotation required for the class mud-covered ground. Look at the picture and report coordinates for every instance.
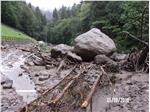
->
[1,42,149,112]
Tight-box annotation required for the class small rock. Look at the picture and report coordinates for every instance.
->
[110,52,128,61]
[94,55,119,72]
[51,44,73,58]
[34,74,39,77]
[67,52,82,62]
[38,41,45,46]
[38,72,50,81]
[94,55,112,65]
[45,65,52,70]
[1,79,13,89]
[18,73,22,76]
[25,61,34,66]
[39,75,49,81]
[8,64,13,68]
[33,60,44,66]
[20,65,28,70]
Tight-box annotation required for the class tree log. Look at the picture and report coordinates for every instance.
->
[51,68,84,104]
[81,71,102,108]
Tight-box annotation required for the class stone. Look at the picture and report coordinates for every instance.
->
[73,28,116,61]
[18,73,22,76]
[67,51,82,62]
[38,72,50,81]
[25,61,34,66]
[110,52,128,61]
[38,41,45,46]
[33,59,44,66]
[94,55,112,65]
[34,74,39,77]
[1,79,13,89]
[45,65,52,70]
[94,55,119,72]
[51,44,73,58]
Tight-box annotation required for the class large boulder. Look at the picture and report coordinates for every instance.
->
[73,28,116,61]
[51,44,73,58]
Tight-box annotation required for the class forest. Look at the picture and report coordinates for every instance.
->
[1,1,149,52]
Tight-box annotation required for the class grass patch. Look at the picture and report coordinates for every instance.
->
[1,24,36,42]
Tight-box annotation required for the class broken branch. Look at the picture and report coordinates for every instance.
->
[123,31,148,46]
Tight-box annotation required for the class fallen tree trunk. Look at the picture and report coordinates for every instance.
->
[50,67,84,104]
[50,64,94,105]
[81,66,113,108]
[81,72,102,108]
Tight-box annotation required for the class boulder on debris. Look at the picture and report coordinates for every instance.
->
[51,44,73,58]
[67,52,82,62]
[73,28,116,61]
[94,55,119,72]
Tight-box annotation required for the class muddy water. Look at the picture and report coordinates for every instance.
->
[1,51,37,104]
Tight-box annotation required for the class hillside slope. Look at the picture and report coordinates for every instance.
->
[1,24,35,42]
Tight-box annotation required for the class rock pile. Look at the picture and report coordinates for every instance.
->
[50,28,119,72]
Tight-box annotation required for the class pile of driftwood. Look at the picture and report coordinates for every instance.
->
[18,57,112,112]
[122,31,149,73]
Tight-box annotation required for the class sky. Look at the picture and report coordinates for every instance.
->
[25,0,82,11]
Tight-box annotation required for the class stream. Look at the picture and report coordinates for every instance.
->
[1,50,38,104]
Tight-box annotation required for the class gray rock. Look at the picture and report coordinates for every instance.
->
[94,55,112,65]
[34,74,39,77]
[33,59,44,66]
[94,55,119,72]
[67,52,82,62]
[51,44,73,58]
[1,78,13,89]
[45,65,52,70]
[110,52,128,61]
[38,41,45,45]
[25,61,34,66]
[18,73,22,76]
[73,28,116,61]
[38,72,50,81]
